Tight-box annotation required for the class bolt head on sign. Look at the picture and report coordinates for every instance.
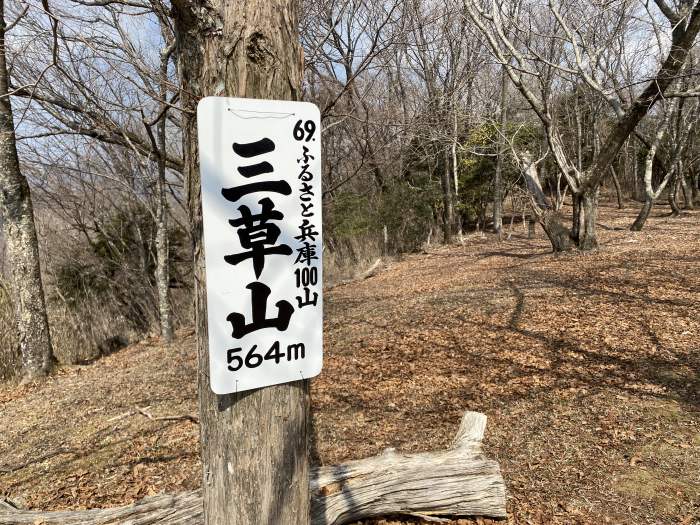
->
[197,97,323,394]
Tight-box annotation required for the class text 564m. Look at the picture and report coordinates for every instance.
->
[226,341,305,371]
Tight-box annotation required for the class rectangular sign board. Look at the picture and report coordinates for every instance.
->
[198,97,322,394]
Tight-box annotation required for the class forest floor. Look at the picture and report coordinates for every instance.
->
[1,202,699,525]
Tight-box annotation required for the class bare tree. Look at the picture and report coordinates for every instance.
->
[0,0,54,379]
[465,0,700,250]
[631,97,699,230]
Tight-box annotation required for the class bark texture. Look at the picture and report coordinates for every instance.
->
[520,151,573,252]
[171,2,309,524]
[155,45,173,344]
[0,412,506,525]
[0,1,54,379]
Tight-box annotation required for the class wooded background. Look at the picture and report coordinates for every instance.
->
[0,0,698,385]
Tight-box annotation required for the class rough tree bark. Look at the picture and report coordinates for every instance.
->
[0,411,506,525]
[519,151,573,251]
[171,2,309,524]
[679,167,693,209]
[0,0,54,380]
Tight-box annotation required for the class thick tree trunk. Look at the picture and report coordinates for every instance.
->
[0,2,54,380]
[172,2,309,524]
[540,210,573,251]
[519,152,572,251]
[155,46,173,344]
[679,163,693,209]
[571,193,581,243]
[630,198,653,231]
[0,411,506,525]
[576,189,599,250]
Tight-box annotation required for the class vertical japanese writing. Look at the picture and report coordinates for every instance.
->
[293,120,320,309]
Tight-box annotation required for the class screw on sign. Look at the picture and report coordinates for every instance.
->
[198,97,323,394]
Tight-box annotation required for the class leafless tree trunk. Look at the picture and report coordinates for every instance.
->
[668,169,682,216]
[492,66,507,233]
[518,150,573,251]
[441,148,455,243]
[0,0,54,380]
[154,38,175,344]
[610,167,624,209]
[172,1,309,524]
[679,165,693,209]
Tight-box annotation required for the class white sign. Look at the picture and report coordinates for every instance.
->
[197,97,323,394]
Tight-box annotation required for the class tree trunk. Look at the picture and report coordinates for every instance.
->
[0,411,506,525]
[571,193,581,243]
[172,2,310,525]
[518,151,572,251]
[630,198,653,231]
[0,1,54,380]
[691,169,699,206]
[155,45,173,344]
[540,210,572,251]
[452,111,463,240]
[679,163,693,209]
[492,67,507,233]
[610,166,624,209]
[576,189,599,250]
[668,174,681,217]
[441,148,454,244]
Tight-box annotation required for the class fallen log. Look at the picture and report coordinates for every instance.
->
[0,411,506,524]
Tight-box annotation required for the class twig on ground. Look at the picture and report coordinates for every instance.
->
[135,405,199,424]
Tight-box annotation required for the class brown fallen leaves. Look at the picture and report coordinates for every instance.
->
[1,202,699,525]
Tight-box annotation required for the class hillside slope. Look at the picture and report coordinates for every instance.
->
[1,204,698,524]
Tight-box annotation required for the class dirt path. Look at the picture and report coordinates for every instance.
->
[1,204,699,524]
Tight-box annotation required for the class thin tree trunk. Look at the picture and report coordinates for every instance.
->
[172,2,310,524]
[0,1,54,380]
[630,127,672,231]
[610,166,624,209]
[452,110,463,240]
[492,67,507,233]
[155,44,173,344]
[441,147,454,243]
[668,172,681,217]
[630,198,653,231]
